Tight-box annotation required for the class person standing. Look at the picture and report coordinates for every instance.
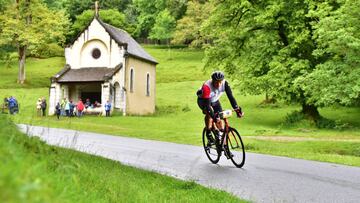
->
[41,97,47,116]
[65,99,70,117]
[69,100,75,117]
[76,99,85,117]
[55,102,61,119]
[60,97,66,116]
[105,100,111,117]
[8,96,16,115]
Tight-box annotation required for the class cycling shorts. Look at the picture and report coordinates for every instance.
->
[197,98,223,115]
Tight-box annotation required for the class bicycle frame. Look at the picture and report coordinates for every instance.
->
[211,118,229,148]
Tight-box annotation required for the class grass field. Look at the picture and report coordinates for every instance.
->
[0,45,359,167]
[0,115,244,202]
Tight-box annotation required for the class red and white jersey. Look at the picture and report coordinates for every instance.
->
[198,79,226,103]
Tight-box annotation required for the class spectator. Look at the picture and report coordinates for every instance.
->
[65,99,70,117]
[41,97,47,116]
[105,100,111,117]
[55,102,61,119]
[85,98,91,109]
[76,99,85,117]
[69,100,75,117]
[36,98,42,116]
[60,97,67,116]
[8,96,16,115]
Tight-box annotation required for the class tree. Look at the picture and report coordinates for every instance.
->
[0,0,11,11]
[203,0,357,120]
[133,0,166,38]
[63,0,132,22]
[301,0,360,106]
[172,0,213,47]
[149,9,176,43]
[0,0,69,84]
[166,0,188,21]
[68,9,129,43]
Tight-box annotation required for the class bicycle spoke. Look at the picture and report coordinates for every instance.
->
[227,128,245,168]
[202,128,220,164]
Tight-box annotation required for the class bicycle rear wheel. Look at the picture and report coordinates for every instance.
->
[226,127,245,168]
[202,128,220,164]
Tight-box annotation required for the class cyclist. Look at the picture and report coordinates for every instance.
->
[197,71,243,145]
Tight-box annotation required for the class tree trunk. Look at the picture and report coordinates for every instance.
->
[17,46,26,84]
[301,103,320,120]
[265,92,269,101]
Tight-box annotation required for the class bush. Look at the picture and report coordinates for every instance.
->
[284,111,305,124]
[29,43,64,58]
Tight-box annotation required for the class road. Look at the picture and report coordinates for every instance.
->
[18,124,360,203]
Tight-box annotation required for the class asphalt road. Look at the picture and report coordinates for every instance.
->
[18,124,360,203]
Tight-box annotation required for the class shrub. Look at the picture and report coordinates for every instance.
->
[29,43,64,58]
[284,111,305,124]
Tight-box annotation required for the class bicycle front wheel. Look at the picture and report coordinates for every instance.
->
[202,128,220,164]
[227,127,245,168]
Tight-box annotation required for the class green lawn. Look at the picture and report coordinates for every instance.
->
[0,46,360,167]
[0,115,244,203]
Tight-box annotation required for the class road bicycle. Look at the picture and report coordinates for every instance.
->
[202,109,245,168]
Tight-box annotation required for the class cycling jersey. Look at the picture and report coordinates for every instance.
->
[197,80,238,119]
[199,79,226,103]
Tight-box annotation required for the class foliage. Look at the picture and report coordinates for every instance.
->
[284,111,306,125]
[0,0,70,49]
[172,0,214,47]
[300,0,360,106]
[149,9,176,42]
[68,9,131,43]
[62,0,131,22]
[202,0,360,119]
[165,0,188,20]
[133,0,189,38]
[133,0,166,38]
[0,0,11,11]
[43,0,67,10]
[0,0,70,83]
[28,43,64,58]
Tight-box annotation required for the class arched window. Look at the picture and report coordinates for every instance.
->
[130,68,134,92]
[146,73,150,96]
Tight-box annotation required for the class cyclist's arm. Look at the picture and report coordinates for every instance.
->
[224,81,239,109]
[201,84,217,120]
[203,98,216,119]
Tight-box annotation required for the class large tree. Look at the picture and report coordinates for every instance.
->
[203,0,360,120]
[0,0,69,84]
[172,0,213,47]
[132,0,187,38]
[149,9,176,43]
[301,0,360,106]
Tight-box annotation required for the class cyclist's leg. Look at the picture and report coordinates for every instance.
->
[198,98,214,143]
[212,101,224,131]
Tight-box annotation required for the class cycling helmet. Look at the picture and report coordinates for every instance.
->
[211,71,225,81]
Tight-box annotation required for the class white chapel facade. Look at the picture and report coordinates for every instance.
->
[48,14,157,116]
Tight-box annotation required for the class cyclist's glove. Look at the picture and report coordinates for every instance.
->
[234,107,243,118]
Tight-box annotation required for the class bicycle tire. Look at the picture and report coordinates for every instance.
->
[202,128,220,164]
[226,127,245,168]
